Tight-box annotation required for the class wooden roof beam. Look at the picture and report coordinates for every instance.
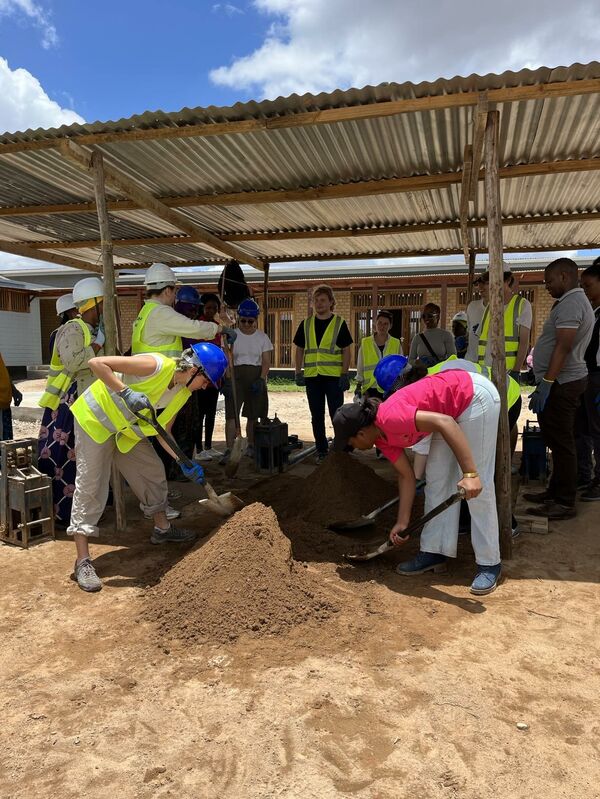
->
[0,77,599,154]
[0,240,101,273]
[1,157,600,220]
[459,144,474,262]
[57,139,266,271]
[468,93,489,202]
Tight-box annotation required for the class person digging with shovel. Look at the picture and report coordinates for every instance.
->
[333,366,502,595]
[67,343,228,593]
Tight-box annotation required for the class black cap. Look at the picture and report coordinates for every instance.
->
[333,402,371,451]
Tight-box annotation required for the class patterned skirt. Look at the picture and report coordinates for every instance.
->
[38,383,78,526]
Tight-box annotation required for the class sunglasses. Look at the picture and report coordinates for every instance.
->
[239,318,255,325]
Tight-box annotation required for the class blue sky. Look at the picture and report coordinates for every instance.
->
[0,0,598,269]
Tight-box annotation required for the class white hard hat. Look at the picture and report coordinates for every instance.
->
[72,277,104,306]
[56,293,76,316]
[452,311,468,324]
[144,262,178,289]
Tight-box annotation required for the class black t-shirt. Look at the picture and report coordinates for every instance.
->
[293,315,353,349]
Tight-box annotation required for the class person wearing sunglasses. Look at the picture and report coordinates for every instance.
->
[408,303,455,367]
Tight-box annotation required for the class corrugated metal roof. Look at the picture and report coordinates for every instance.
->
[0,62,599,271]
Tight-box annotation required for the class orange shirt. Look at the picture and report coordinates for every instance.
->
[0,352,12,409]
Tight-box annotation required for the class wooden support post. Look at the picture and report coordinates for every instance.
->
[440,281,448,327]
[263,262,270,334]
[484,110,512,560]
[467,249,476,305]
[91,151,127,532]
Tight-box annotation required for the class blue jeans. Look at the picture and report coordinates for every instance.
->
[305,375,344,455]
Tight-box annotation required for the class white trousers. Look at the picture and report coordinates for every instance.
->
[420,372,501,566]
[67,420,168,538]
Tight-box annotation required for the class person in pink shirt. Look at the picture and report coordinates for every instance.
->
[333,367,502,595]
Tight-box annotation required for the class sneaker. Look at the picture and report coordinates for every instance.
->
[470,563,501,595]
[195,450,212,463]
[527,501,576,520]
[581,482,600,502]
[73,558,102,592]
[512,523,520,539]
[144,504,180,521]
[576,477,592,490]
[219,449,231,465]
[522,490,552,504]
[150,525,198,545]
[204,448,222,459]
[167,487,183,500]
[396,551,447,576]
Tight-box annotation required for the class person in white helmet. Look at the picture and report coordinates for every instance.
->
[451,311,469,359]
[37,293,80,526]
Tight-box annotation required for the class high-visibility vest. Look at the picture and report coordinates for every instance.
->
[477,294,525,371]
[303,315,344,378]
[38,318,91,410]
[131,302,183,359]
[428,355,520,409]
[71,354,190,454]
[360,335,402,393]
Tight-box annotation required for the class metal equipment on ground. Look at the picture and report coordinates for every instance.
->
[0,439,54,548]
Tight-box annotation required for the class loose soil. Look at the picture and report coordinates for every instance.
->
[145,503,338,644]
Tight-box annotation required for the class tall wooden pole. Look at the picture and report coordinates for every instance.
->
[467,249,476,305]
[263,262,270,334]
[91,151,127,532]
[484,110,512,560]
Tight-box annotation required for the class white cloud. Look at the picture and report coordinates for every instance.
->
[0,0,58,49]
[210,0,600,98]
[212,3,243,16]
[0,57,84,134]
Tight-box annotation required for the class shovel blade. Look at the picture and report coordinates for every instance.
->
[328,516,374,532]
[224,436,245,478]
[343,540,393,562]
[198,491,244,518]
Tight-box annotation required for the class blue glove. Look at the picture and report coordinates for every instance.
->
[295,372,305,387]
[529,379,553,414]
[221,326,237,346]
[251,377,265,394]
[118,387,152,414]
[338,373,351,392]
[508,370,521,383]
[178,460,205,485]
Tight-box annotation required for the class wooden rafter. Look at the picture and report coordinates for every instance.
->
[469,93,489,202]
[57,139,265,271]
[1,157,599,220]
[459,144,473,262]
[8,209,600,252]
[0,77,599,155]
[0,240,101,273]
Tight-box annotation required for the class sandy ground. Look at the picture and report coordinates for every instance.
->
[2,392,600,798]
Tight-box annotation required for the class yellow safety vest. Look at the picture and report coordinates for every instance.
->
[428,355,520,409]
[38,318,92,410]
[303,315,344,378]
[477,294,525,371]
[71,354,190,454]
[360,335,401,393]
[131,302,183,359]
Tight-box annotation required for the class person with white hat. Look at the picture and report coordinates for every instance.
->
[37,292,81,526]
[451,311,469,359]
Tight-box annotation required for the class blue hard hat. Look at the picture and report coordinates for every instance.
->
[190,342,228,387]
[373,354,409,393]
[237,298,260,318]
[176,286,201,305]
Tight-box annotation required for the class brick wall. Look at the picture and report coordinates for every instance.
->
[118,295,142,352]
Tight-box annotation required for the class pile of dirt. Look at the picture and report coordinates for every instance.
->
[144,503,338,644]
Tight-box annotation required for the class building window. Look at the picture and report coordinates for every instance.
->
[519,288,535,304]
[458,289,481,305]
[265,302,294,368]
[0,288,29,313]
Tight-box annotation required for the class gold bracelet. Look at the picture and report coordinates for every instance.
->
[462,472,479,478]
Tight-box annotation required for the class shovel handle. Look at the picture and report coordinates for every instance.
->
[132,407,194,468]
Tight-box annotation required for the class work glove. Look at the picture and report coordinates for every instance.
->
[529,379,553,415]
[251,377,266,394]
[508,370,521,384]
[11,385,23,407]
[93,326,105,347]
[338,373,351,392]
[295,372,305,387]
[221,326,237,346]
[177,459,205,485]
[118,387,153,414]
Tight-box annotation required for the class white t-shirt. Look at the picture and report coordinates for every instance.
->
[233,329,273,366]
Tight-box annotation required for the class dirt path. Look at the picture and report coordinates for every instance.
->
[1,438,599,798]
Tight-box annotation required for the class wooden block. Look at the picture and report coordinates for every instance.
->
[514,514,550,535]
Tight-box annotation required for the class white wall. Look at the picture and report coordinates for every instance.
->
[0,298,42,366]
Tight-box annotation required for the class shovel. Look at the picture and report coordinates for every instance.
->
[329,495,399,532]
[343,488,465,562]
[133,406,244,518]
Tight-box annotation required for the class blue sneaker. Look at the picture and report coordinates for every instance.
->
[396,551,447,576]
[470,564,501,595]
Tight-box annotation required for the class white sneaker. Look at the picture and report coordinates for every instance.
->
[195,450,212,462]
[144,504,181,521]
[203,448,222,459]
